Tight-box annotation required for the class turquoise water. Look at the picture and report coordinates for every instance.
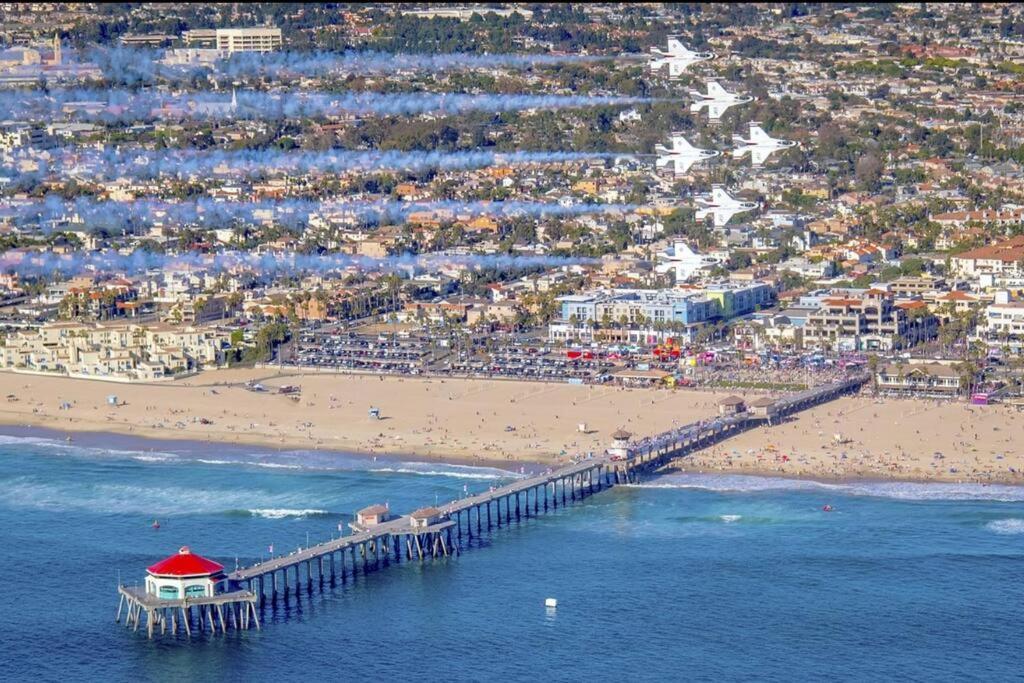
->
[2,430,1022,682]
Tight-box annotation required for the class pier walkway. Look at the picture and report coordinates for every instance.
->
[122,374,867,638]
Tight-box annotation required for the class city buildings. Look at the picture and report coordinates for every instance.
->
[0,321,231,380]
[974,291,1024,354]
[803,289,937,351]
[950,236,1024,278]
[550,283,775,343]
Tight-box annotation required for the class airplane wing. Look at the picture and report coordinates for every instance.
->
[671,136,695,153]
[706,81,727,98]
[750,147,771,166]
[674,157,696,174]
[711,187,730,204]
[713,209,735,228]
[689,101,705,115]
[667,38,684,53]
[707,101,728,119]
[668,61,687,78]
[749,126,771,143]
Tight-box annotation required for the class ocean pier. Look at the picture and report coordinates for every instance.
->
[119,374,867,639]
[117,585,259,639]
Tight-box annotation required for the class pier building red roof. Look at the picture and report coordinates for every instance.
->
[147,546,224,577]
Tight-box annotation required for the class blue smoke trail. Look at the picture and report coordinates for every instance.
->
[6,147,626,181]
[88,47,617,85]
[0,88,653,122]
[0,249,595,278]
[11,197,641,232]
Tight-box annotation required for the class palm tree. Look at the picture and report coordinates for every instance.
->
[867,354,880,394]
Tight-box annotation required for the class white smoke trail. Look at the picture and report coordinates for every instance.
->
[11,197,641,232]
[88,47,620,84]
[0,88,654,122]
[7,147,626,181]
[0,249,597,278]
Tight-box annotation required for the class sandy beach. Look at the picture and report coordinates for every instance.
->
[681,395,1024,485]
[0,369,727,467]
[1,369,1021,484]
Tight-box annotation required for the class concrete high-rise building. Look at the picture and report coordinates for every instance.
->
[215,27,282,54]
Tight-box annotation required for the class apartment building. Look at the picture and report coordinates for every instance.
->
[550,283,774,343]
[950,236,1024,278]
[803,289,937,351]
[974,292,1024,354]
[0,321,230,380]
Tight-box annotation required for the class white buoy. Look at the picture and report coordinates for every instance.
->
[545,598,558,608]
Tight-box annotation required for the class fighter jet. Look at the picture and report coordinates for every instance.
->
[732,123,797,166]
[655,240,723,281]
[654,134,720,175]
[695,186,758,228]
[648,37,713,77]
[689,81,753,120]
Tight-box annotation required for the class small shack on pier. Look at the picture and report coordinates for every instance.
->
[748,397,778,421]
[145,546,225,600]
[351,504,392,532]
[717,396,746,416]
[409,506,445,528]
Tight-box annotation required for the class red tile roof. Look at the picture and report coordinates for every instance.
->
[147,546,224,577]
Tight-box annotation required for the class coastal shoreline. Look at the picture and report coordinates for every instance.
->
[0,422,542,475]
[1,369,1021,486]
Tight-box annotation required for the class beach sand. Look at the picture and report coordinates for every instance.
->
[0,369,725,467]
[2,370,1021,484]
[680,395,1024,485]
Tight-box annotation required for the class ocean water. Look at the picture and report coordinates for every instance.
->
[2,430,1023,682]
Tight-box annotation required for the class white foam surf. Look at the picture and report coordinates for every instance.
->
[986,518,1024,535]
[369,463,523,480]
[0,477,317,516]
[248,508,330,519]
[631,473,1024,502]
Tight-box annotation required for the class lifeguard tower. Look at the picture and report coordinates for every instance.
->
[608,429,633,460]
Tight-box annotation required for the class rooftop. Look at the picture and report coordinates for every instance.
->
[147,546,224,577]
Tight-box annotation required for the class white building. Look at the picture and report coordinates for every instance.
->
[215,27,282,54]
[975,292,1024,353]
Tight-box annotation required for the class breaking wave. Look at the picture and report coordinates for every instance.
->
[631,473,1024,502]
[369,463,524,481]
[986,519,1024,535]
[243,508,332,520]
[0,432,521,480]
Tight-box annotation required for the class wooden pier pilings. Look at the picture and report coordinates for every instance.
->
[117,586,259,639]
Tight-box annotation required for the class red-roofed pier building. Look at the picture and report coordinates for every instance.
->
[145,546,226,600]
